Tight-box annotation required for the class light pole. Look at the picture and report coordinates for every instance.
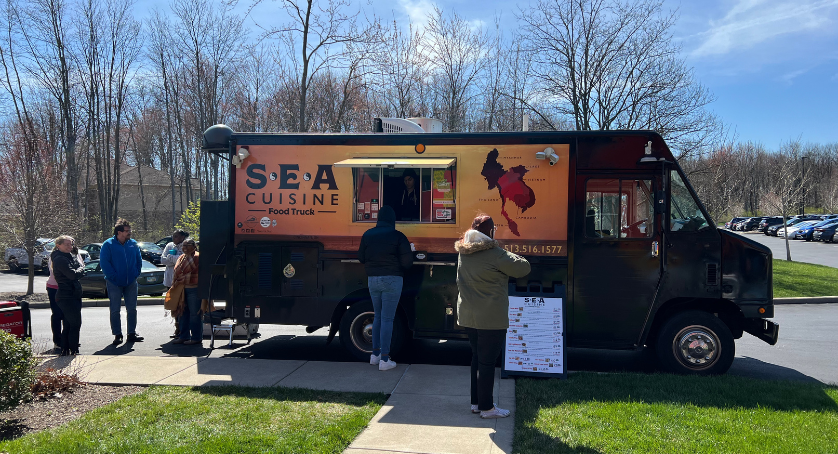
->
[800,156,808,215]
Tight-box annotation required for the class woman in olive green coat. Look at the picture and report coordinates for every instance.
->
[456,214,530,419]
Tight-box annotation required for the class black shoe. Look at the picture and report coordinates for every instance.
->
[113,335,123,345]
[170,330,180,339]
[60,349,70,356]
[127,333,144,342]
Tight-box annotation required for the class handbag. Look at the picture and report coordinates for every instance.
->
[164,283,184,311]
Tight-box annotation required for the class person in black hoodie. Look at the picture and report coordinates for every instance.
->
[357,205,412,371]
[51,236,85,356]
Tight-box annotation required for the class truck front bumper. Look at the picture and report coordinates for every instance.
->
[743,318,779,345]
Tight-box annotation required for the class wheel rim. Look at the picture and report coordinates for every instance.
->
[350,311,375,354]
[672,325,720,370]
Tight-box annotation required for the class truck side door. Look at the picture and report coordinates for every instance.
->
[572,175,661,348]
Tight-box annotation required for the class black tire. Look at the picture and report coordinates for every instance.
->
[655,310,735,375]
[339,300,409,362]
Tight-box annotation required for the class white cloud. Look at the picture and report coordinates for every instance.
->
[690,0,838,58]
[398,0,436,29]
[779,68,808,84]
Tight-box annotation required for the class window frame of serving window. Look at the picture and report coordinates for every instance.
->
[333,157,457,224]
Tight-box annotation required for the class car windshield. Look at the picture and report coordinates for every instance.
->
[137,242,163,253]
[141,260,158,271]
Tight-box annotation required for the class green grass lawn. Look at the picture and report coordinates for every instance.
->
[515,373,838,454]
[0,386,386,454]
[773,259,838,297]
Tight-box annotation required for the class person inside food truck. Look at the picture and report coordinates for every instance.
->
[397,168,420,222]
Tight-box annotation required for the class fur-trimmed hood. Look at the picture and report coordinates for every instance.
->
[455,238,499,254]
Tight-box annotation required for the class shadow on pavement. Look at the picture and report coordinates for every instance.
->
[729,356,824,384]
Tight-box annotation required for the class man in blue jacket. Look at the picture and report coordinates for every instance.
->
[100,218,144,345]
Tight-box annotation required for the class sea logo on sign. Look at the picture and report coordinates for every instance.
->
[246,215,257,224]
[260,217,271,227]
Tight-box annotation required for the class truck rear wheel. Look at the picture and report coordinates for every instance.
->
[655,310,734,375]
[339,301,408,362]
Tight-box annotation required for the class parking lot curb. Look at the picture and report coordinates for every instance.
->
[774,296,838,304]
[26,298,164,310]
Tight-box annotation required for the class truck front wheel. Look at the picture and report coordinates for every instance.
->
[655,310,735,375]
[339,301,408,362]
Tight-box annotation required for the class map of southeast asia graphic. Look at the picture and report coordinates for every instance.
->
[481,148,536,236]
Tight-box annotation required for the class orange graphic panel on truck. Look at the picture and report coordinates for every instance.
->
[234,143,569,256]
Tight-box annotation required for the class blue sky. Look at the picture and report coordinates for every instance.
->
[140,0,838,147]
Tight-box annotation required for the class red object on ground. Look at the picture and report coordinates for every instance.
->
[0,301,30,339]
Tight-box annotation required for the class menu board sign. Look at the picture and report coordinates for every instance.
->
[502,295,566,378]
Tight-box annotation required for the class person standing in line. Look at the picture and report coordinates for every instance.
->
[161,229,188,338]
[99,218,144,345]
[46,247,63,351]
[455,214,530,419]
[357,205,412,371]
[171,239,201,345]
[51,236,85,356]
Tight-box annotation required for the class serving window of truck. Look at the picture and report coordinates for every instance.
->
[334,158,457,224]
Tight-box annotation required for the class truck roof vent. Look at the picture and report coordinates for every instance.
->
[258,253,272,289]
[373,117,425,133]
[706,263,719,286]
[290,253,305,262]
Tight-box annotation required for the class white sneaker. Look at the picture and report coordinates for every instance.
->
[480,406,511,419]
[370,354,380,365]
[471,403,497,414]
[379,359,397,371]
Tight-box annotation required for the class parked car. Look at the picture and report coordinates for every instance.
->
[155,237,172,249]
[799,219,838,241]
[725,217,748,229]
[768,217,817,236]
[778,220,819,238]
[759,216,784,234]
[80,260,165,297]
[136,242,163,265]
[813,222,838,242]
[792,219,837,240]
[740,216,768,231]
[79,243,103,260]
[5,238,89,274]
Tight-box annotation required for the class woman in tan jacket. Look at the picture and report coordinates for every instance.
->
[456,214,530,419]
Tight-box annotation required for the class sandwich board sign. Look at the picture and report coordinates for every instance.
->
[502,286,567,379]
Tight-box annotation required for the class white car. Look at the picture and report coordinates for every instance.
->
[5,238,89,274]
[777,220,819,238]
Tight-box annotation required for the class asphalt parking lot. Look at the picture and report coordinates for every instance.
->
[737,230,838,268]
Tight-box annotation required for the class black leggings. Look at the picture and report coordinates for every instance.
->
[466,328,506,411]
[56,297,82,353]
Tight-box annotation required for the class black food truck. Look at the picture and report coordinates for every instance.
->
[198,123,778,375]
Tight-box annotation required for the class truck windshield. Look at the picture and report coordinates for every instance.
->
[670,170,710,232]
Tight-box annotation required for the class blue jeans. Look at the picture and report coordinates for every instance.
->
[368,276,403,360]
[107,280,138,336]
[179,287,202,341]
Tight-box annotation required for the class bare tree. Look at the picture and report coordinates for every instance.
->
[248,0,379,132]
[760,140,810,261]
[519,0,723,157]
[426,6,488,132]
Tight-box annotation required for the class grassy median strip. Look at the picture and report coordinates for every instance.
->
[0,386,386,454]
[773,259,838,297]
[515,372,838,454]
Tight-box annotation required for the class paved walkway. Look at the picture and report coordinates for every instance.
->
[42,355,514,454]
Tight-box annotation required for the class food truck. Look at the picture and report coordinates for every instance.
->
[198,122,778,375]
